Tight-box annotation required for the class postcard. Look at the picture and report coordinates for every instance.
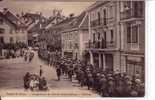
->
[0,0,145,98]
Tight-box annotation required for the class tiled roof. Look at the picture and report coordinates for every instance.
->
[49,17,75,30]
[4,10,19,23]
[0,11,18,28]
[0,10,27,28]
[87,1,109,12]
[58,11,88,32]
[22,13,41,19]
[28,17,53,32]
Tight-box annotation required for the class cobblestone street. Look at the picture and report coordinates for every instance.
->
[0,51,99,97]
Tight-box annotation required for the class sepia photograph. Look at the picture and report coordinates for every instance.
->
[0,0,145,97]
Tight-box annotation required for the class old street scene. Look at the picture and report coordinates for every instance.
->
[0,0,145,97]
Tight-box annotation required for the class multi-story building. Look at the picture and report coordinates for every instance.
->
[85,1,145,77]
[61,12,89,60]
[0,9,27,55]
[0,10,27,44]
[86,1,121,72]
[28,10,64,50]
[23,13,46,47]
[120,1,145,77]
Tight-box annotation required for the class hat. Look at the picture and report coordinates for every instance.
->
[130,90,138,97]
[101,74,105,78]
[108,77,114,81]
[126,81,132,85]
[135,79,141,84]
[97,73,100,76]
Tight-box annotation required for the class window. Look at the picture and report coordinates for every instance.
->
[98,12,101,25]
[126,60,143,76]
[103,9,107,25]
[109,6,113,18]
[127,24,139,43]
[98,32,100,40]
[0,28,5,34]
[132,25,138,43]
[127,25,131,43]
[0,18,3,24]
[110,30,114,43]
[93,33,95,43]
[133,1,144,17]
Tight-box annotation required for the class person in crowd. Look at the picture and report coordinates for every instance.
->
[68,66,74,81]
[39,65,43,77]
[39,77,48,90]
[24,52,28,62]
[29,52,34,62]
[23,72,30,90]
[37,54,144,97]
[86,71,94,90]
[29,76,39,91]
[56,66,61,81]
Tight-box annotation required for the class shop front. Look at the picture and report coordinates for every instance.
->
[126,55,144,80]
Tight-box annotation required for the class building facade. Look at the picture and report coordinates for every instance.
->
[61,12,89,60]
[85,1,145,77]
[0,11,27,45]
[0,10,28,56]
[86,1,121,72]
[120,1,145,77]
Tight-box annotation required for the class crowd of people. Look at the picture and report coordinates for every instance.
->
[23,48,35,62]
[23,66,48,91]
[54,57,145,97]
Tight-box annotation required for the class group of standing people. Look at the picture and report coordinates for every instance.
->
[24,49,34,62]
[23,66,48,91]
[54,57,145,97]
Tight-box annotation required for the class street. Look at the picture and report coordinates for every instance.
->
[0,51,99,96]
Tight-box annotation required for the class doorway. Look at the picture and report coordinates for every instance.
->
[105,54,113,71]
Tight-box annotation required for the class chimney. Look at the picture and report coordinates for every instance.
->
[69,13,74,18]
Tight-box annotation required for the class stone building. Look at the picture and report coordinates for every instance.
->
[61,12,89,60]
[119,1,145,77]
[86,1,121,72]
[85,1,145,77]
[0,9,27,56]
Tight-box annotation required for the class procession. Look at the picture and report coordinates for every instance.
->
[34,49,144,97]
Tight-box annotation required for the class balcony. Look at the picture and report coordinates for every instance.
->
[85,40,115,50]
[90,18,107,27]
[120,8,143,20]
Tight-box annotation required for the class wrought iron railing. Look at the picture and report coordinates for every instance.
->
[85,41,115,49]
[120,8,143,20]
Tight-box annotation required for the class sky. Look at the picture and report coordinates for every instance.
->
[0,0,94,18]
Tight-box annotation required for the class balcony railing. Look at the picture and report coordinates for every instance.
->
[90,18,107,27]
[120,8,143,20]
[85,41,115,50]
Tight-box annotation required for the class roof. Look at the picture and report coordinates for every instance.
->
[3,10,19,23]
[22,13,41,19]
[59,11,88,32]
[87,1,109,12]
[0,11,17,28]
[48,17,75,30]
[0,10,26,28]
[28,17,51,32]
